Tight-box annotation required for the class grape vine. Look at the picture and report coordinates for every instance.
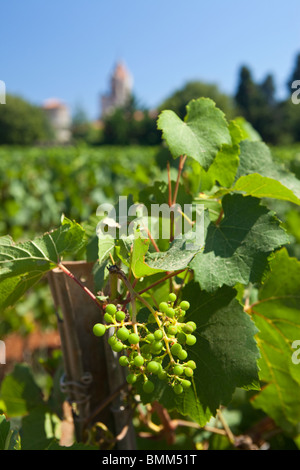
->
[93,294,197,395]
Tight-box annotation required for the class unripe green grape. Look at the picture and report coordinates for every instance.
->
[111,341,124,352]
[119,356,129,367]
[117,327,130,341]
[184,367,194,377]
[108,335,117,346]
[93,323,106,337]
[170,343,182,356]
[127,333,140,344]
[183,324,194,334]
[177,349,188,360]
[116,311,126,322]
[104,313,114,324]
[180,301,190,311]
[150,341,163,353]
[167,325,178,336]
[166,307,175,318]
[145,333,155,343]
[186,334,197,346]
[105,304,117,315]
[181,379,192,389]
[157,370,168,381]
[126,373,137,384]
[186,321,197,332]
[133,355,145,367]
[143,380,154,394]
[147,361,160,374]
[186,360,197,370]
[177,332,186,344]
[173,365,184,376]
[141,344,151,354]
[168,293,177,302]
[154,329,163,341]
[159,302,168,313]
[173,384,183,395]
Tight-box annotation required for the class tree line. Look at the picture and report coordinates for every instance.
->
[1,53,300,146]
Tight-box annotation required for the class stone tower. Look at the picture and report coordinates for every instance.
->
[101,61,133,118]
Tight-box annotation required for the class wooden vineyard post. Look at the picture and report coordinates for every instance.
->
[47,261,136,449]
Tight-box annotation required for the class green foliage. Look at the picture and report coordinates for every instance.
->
[0,217,85,310]
[102,97,160,146]
[0,94,52,145]
[234,55,300,145]
[159,81,236,120]
[157,98,231,170]
[0,145,161,240]
[190,194,289,292]
[249,249,300,432]
[0,363,98,450]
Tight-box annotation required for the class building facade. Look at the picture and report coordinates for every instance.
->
[43,98,72,144]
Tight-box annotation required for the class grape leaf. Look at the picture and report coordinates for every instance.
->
[145,232,203,271]
[138,284,260,426]
[233,140,300,205]
[249,248,300,433]
[139,180,193,209]
[0,218,85,309]
[0,415,10,450]
[131,236,163,278]
[190,194,289,292]
[131,231,203,279]
[97,234,115,265]
[234,174,300,206]
[0,415,20,450]
[0,364,44,417]
[198,120,242,191]
[157,98,232,170]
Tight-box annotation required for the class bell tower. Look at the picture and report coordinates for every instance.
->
[101,61,133,117]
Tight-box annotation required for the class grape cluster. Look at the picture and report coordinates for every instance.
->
[92,293,197,395]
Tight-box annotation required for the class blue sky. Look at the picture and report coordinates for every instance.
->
[1,0,299,119]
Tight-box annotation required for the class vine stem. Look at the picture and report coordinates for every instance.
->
[167,161,172,207]
[143,224,160,253]
[217,409,235,444]
[172,154,187,206]
[215,208,224,226]
[169,154,187,242]
[137,269,186,296]
[109,266,157,318]
[57,262,103,312]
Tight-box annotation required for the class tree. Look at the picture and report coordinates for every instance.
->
[287,53,300,91]
[260,74,276,107]
[235,67,282,144]
[235,66,260,121]
[71,105,93,143]
[159,81,236,120]
[0,94,52,145]
[101,93,160,145]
